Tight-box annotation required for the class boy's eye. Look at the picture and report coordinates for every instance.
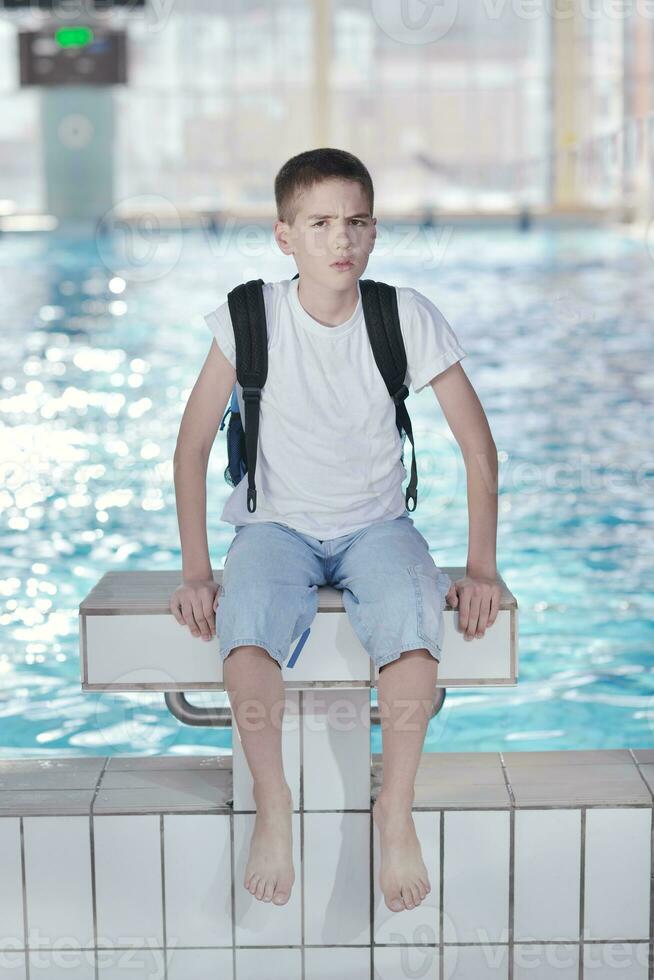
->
[312,219,364,227]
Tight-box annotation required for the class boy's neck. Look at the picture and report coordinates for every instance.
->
[296,275,360,328]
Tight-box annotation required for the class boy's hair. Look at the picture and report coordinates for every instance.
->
[274,147,374,226]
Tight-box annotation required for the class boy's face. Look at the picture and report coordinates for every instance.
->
[274,178,376,288]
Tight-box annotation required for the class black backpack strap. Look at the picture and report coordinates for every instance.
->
[226,279,268,513]
[359,279,418,511]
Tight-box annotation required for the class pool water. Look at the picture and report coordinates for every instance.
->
[0,223,652,757]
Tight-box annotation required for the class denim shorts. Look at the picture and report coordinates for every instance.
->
[215,513,452,671]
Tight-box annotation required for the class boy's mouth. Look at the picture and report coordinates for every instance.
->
[331,259,354,271]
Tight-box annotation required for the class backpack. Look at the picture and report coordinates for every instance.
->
[218,273,419,514]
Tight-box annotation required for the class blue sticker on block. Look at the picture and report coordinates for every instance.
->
[286,627,311,668]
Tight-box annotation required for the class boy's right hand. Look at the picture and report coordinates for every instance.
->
[169,578,220,641]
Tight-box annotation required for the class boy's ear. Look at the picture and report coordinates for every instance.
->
[274,219,294,257]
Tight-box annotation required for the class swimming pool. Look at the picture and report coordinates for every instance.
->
[0,222,652,756]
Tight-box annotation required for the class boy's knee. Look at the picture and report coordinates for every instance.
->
[378,647,436,671]
[225,644,283,668]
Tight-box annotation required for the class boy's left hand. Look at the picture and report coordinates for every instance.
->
[446,574,502,641]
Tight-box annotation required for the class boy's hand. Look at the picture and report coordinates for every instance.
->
[446,574,502,641]
[169,578,219,641]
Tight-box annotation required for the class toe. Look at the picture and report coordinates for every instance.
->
[401,887,415,910]
[273,881,291,905]
[387,893,404,912]
[246,873,259,894]
[410,883,422,906]
[254,877,266,900]
[262,878,275,902]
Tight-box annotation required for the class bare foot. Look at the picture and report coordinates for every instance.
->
[244,783,295,905]
[372,794,431,912]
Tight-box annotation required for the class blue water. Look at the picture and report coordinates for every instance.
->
[0,223,652,758]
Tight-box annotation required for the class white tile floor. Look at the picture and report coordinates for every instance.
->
[0,750,651,980]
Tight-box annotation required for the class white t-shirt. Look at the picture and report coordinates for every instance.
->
[204,276,466,540]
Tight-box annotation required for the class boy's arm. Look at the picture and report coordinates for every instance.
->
[173,338,236,581]
[429,361,501,639]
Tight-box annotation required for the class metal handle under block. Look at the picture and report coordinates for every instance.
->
[164,688,447,727]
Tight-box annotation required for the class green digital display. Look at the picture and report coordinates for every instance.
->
[55,26,94,49]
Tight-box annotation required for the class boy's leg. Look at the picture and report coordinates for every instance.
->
[329,514,449,912]
[224,644,294,906]
[373,648,438,912]
[217,521,326,906]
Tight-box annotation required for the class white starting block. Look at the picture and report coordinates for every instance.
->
[79,568,518,692]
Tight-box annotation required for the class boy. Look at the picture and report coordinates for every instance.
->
[171,148,501,914]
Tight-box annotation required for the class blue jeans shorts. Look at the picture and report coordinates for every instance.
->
[216,513,452,671]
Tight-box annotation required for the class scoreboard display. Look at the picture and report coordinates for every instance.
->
[19,26,127,85]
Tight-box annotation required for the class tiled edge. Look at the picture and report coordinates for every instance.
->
[579,808,586,978]
[631,740,654,980]
[2,751,654,814]
[92,757,233,815]
[90,756,109,969]
[19,817,28,969]
[439,806,444,978]
[630,749,654,802]
[502,750,654,809]
[229,809,236,980]
[500,754,516,978]
[369,797,374,979]
[0,757,107,818]
[299,691,306,980]
[632,751,654,980]
[105,755,232,771]
[159,814,167,966]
